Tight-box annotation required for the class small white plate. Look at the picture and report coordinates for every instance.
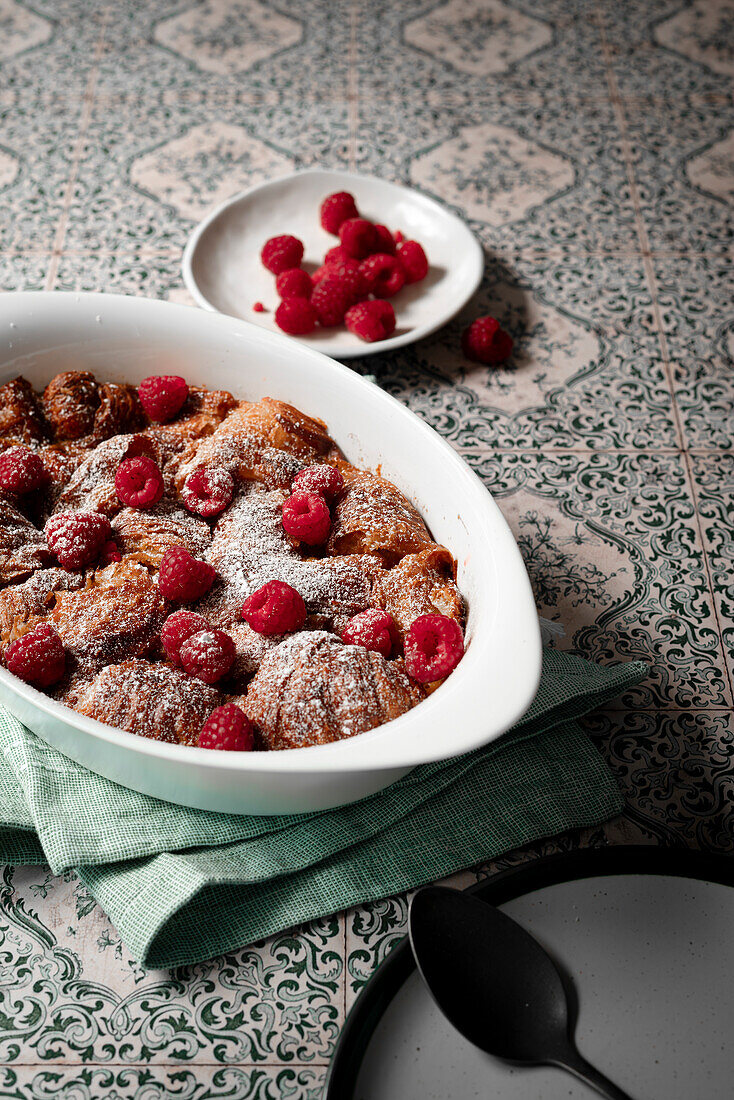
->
[182,169,484,359]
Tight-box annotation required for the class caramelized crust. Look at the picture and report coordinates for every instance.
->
[43,371,100,440]
[0,377,48,444]
[48,559,168,672]
[112,505,210,568]
[92,382,146,440]
[245,631,424,750]
[0,567,84,645]
[327,470,434,564]
[63,658,219,745]
[0,498,54,587]
[379,547,464,640]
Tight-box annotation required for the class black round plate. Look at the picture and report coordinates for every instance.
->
[324,845,734,1098]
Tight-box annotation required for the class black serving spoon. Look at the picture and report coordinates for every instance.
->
[409,886,635,1100]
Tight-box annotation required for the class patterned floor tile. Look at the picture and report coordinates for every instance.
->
[584,708,734,851]
[0,253,52,293]
[63,97,349,252]
[461,449,730,711]
[362,251,678,451]
[653,254,733,449]
[355,93,639,253]
[690,452,734,685]
[1,865,344,1065]
[622,99,734,254]
[0,1064,326,1100]
[53,251,185,298]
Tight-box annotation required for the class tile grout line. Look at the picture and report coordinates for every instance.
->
[44,13,109,292]
[347,1,358,172]
[596,6,734,707]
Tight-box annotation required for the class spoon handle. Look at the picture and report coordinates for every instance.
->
[555,1050,636,1100]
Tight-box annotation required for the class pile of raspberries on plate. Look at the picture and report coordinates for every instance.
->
[258,190,430,343]
[258,189,514,364]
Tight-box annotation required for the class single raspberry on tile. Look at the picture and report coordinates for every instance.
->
[45,511,112,570]
[161,609,210,665]
[242,579,306,635]
[282,490,331,545]
[180,628,236,684]
[373,224,396,255]
[115,455,165,508]
[261,234,304,275]
[5,622,65,688]
[99,540,122,566]
[324,244,350,265]
[291,463,344,501]
[339,217,379,260]
[311,275,357,327]
[0,446,46,493]
[198,703,255,751]
[396,240,429,283]
[182,467,234,518]
[461,316,514,365]
[320,191,359,235]
[342,609,398,658]
[344,300,396,343]
[360,253,406,298]
[275,267,313,299]
[275,296,318,335]
[138,375,189,422]
[405,613,464,683]
[158,545,216,602]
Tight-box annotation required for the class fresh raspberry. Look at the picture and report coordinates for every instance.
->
[282,491,331,545]
[275,297,318,335]
[261,235,304,275]
[394,230,405,244]
[253,301,265,312]
[115,455,164,509]
[138,375,189,422]
[342,609,398,658]
[0,446,46,493]
[158,545,216,602]
[5,622,65,688]
[322,258,367,300]
[344,300,396,343]
[99,540,122,566]
[461,316,514,365]
[311,265,330,286]
[241,579,306,635]
[311,274,357,327]
[45,511,112,570]
[360,253,405,298]
[179,628,236,684]
[373,224,396,255]
[198,703,254,751]
[339,217,379,260]
[291,463,344,501]
[181,467,234,518]
[324,245,350,265]
[161,609,209,665]
[320,191,359,235]
[397,240,429,283]
[275,267,313,299]
[405,614,464,683]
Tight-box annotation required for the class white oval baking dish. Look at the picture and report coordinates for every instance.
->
[0,293,541,815]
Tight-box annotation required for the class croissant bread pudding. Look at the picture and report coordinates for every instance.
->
[0,371,466,752]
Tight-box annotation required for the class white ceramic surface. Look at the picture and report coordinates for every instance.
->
[182,168,484,359]
[356,875,734,1100]
[0,293,540,815]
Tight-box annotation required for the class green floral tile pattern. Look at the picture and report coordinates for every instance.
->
[0,0,732,1090]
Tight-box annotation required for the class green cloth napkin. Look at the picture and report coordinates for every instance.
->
[0,649,645,968]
